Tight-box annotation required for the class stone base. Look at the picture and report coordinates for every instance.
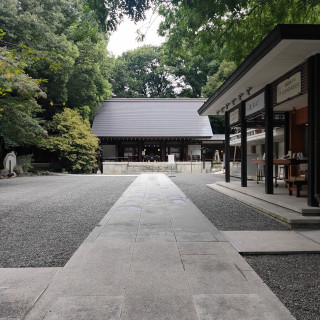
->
[102,162,203,174]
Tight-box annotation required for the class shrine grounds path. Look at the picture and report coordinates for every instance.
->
[0,173,319,319]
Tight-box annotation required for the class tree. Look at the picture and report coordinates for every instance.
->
[109,45,179,97]
[0,41,46,153]
[44,108,99,172]
[202,60,236,97]
[0,0,112,121]
[209,116,225,134]
[159,0,320,67]
[85,0,153,31]
[66,19,112,120]
[161,42,219,98]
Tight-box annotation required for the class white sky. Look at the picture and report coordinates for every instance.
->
[107,9,165,56]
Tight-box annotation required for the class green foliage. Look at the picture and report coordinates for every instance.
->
[209,116,225,134]
[17,154,34,172]
[0,0,112,121]
[0,46,47,148]
[85,0,153,31]
[65,31,112,120]
[44,108,99,173]
[156,0,320,98]
[202,61,236,97]
[109,45,179,97]
[159,0,320,67]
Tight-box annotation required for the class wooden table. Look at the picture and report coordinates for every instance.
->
[251,158,308,187]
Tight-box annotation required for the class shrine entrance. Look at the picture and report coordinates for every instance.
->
[143,143,161,161]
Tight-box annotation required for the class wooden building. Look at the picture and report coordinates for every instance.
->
[198,25,320,207]
[92,98,224,166]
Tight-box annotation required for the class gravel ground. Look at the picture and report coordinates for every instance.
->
[1,173,319,319]
[0,175,136,267]
[170,173,320,320]
[169,173,289,230]
[245,254,320,320]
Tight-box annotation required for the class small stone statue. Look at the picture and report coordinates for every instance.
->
[214,150,221,162]
[3,151,17,173]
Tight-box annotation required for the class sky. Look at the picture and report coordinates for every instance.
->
[107,9,165,56]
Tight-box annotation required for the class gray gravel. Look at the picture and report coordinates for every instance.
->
[0,175,136,267]
[244,254,320,320]
[169,173,289,230]
[1,173,319,320]
[170,173,319,320]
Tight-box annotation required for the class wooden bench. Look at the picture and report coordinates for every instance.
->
[284,178,307,197]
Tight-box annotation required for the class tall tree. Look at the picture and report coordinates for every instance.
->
[65,15,112,120]
[159,0,320,67]
[0,0,112,120]
[202,60,236,97]
[109,45,180,97]
[86,0,153,31]
[0,43,46,152]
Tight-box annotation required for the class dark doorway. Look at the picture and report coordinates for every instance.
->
[143,144,161,162]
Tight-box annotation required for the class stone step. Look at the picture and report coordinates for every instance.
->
[127,164,178,173]
[209,184,320,229]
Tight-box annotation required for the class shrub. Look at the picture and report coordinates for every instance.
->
[44,108,99,173]
[16,154,34,172]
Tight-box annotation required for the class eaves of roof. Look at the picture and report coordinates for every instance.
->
[198,24,320,116]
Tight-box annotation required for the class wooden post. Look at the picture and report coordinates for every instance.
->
[308,54,320,206]
[225,111,230,182]
[240,101,247,187]
[265,84,274,194]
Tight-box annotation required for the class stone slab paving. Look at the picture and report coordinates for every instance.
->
[19,174,294,320]
[296,230,320,243]
[223,230,320,253]
[0,268,61,319]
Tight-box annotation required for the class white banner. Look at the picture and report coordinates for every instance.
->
[277,72,301,103]
[230,109,239,125]
[246,92,265,116]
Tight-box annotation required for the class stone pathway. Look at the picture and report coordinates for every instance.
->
[3,174,294,319]
[223,230,320,253]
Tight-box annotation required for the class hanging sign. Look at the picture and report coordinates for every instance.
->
[277,72,301,103]
[229,109,239,125]
[246,92,265,116]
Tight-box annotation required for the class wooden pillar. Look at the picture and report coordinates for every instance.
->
[284,112,290,155]
[265,84,274,194]
[307,54,320,206]
[283,112,290,179]
[225,111,230,182]
[161,140,166,161]
[240,102,247,187]
[184,142,189,161]
[115,141,119,161]
[138,140,143,162]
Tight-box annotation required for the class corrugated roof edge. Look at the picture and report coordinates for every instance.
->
[106,98,207,102]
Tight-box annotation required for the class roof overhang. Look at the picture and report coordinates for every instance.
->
[198,25,320,116]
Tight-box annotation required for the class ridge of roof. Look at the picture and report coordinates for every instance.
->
[107,98,207,102]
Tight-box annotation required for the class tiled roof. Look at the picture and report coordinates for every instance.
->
[92,98,213,138]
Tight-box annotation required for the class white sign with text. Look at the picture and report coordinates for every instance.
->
[277,72,301,103]
[229,109,239,125]
[246,92,265,116]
